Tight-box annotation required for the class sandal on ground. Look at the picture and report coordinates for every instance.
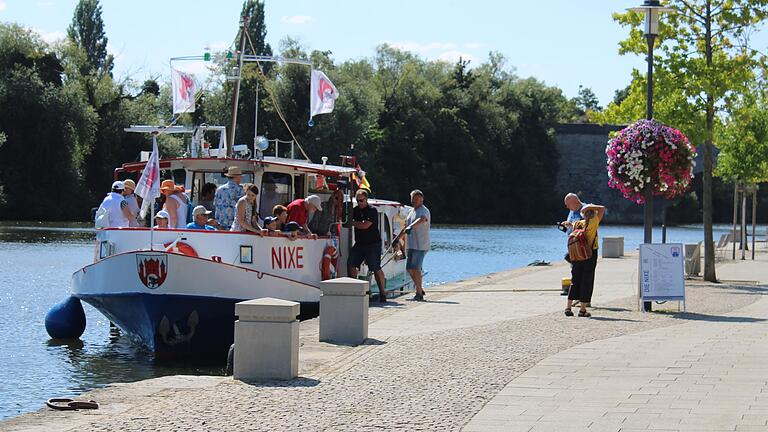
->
[578,310,591,318]
[564,308,574,317]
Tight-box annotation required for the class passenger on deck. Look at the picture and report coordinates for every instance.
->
[160,180,189,229]
[122,179,141,227]
[186,206,216,230]
[232,184,266,235]
[97,181,133,228]
[286,195,322,235]
[273,205,287,231]
[199,182,217,213]
[214,166,244,229]
[263,216,279,233]
[154,210,169,229]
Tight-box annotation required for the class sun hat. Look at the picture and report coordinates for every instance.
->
[155,210,169,219]
[263,216,278,225]
[192,205,213,217]
[160,179,175,192]
[111,180,125,190]
[123,179,136,191]
[224,166,243,177]
[305,195,322,211]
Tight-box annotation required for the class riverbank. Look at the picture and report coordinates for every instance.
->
[3,248,767,431]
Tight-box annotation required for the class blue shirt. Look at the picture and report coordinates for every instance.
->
[566,204,585,235]
[214,180,244,228]
[186,222,216,231]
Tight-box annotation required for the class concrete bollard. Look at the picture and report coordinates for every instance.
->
[602,236,624,258]
[319,277,369,345]
[233,297,299,381]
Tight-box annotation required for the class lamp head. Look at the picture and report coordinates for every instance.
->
[628,1,675,37]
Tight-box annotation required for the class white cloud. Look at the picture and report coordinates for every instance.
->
[280,15,313,25]
[436,50,480,64]
[463,42,483,49]
[33,28,65,43]
[0,2,7,12]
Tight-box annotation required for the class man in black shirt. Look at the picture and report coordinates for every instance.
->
[347,189,387,302]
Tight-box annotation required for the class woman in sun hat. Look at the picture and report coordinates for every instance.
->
[161,179,189,229]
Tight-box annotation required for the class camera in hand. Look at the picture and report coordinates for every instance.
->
[556,222,567,233]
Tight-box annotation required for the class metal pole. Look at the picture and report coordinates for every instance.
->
[643,33,655,312]
[733,182,738,260]
[228,17,249,157]
[752,188,757,260]
[253,80,259,150]
[662,204,667,243]
[741,187,747,260]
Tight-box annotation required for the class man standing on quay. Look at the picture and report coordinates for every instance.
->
[347,189,387,302]
[404,189,431,301]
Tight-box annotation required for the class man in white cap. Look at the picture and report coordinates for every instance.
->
[97,181,133,228]
[154,210,170,229]
[286,194,322,235]
[214,166,244,229]
[121,179,141,227]
[186,206,216,230]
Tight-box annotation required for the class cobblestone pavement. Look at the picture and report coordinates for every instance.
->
[464,287,768,432]
[3,280,763,432]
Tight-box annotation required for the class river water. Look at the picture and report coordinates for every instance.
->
[0,222,732,419]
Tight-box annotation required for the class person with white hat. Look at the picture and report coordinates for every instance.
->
[121,179,141,227]
[153,210,170,229]
[96,181,133,228]
[214,166,244,229]
[286,194,322,235]
[186,206,217,231]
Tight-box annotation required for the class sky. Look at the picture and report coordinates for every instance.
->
[1,0,766,107]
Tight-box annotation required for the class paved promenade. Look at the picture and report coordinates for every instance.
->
[3,248,768,432]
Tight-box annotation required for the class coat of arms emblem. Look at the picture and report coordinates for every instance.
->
[136,254,168,289]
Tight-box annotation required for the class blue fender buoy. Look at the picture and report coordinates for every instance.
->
[45,296,86,339]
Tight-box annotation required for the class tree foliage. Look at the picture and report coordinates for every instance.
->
[66,0,112,76]
[592,0,768,281]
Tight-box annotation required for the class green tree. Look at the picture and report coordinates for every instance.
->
[0,24,97,220]
[594,0,768,281]
[66,0,112,76]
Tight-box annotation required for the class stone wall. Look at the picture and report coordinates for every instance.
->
[554,123,649,224]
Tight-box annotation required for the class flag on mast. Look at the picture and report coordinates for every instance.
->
[309,69,339,120]
[171,68,197,114]
[135,135,161,219]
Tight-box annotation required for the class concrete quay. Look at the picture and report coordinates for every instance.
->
[3,248,768,432]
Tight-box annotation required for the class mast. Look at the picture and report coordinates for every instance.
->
[228,15,249,157]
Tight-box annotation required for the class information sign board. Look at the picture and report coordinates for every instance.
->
[639,243,685,302]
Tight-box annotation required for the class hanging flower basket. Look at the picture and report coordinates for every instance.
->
[605,119,697,204]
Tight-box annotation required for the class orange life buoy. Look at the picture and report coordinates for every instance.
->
[164,241,198,257]
[320,244,338,280]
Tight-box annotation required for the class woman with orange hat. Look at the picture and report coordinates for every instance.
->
[161,179,190,229]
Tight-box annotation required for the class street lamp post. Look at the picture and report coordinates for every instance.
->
[628,0,674,312]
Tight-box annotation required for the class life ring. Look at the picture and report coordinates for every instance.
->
[164,241,198,257]
[320,244,338,281]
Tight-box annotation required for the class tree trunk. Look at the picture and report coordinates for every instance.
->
[702,1,717,282]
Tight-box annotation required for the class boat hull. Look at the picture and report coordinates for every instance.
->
[72,250,322,358]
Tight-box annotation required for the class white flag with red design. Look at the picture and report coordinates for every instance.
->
[171,68,197,114]
[310,69,339,119]
[135,135,161,218]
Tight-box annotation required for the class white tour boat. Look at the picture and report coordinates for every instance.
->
[71,126,412,358]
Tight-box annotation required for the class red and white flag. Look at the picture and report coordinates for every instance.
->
[310,69,339,119]
[171,68,197,114]
[135,135,161,219]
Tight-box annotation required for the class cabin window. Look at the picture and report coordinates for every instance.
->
[260,172,292,214]
[382,213,392,249]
